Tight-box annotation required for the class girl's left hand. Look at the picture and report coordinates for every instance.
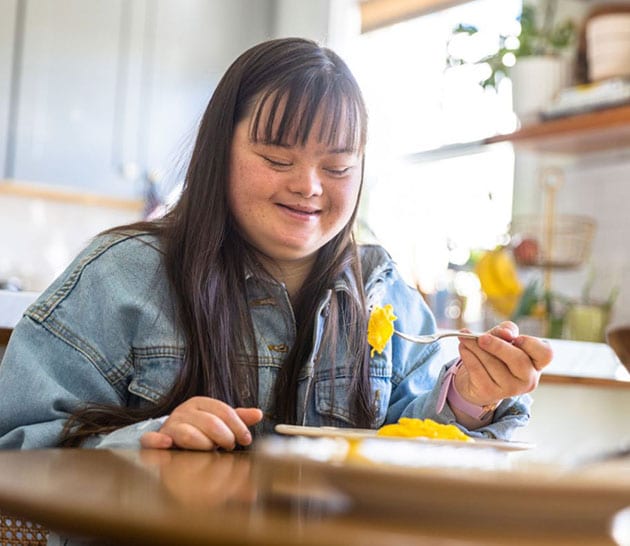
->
[453,321,553,418]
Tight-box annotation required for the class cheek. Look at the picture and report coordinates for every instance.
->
[330,179,361,219]
[230,159,262,208]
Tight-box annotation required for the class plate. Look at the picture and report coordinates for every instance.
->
[257,435,630,532]
[274,424,534,452]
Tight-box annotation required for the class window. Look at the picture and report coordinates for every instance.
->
[348,0,521,328]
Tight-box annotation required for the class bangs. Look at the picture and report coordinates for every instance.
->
[249,73,366,152]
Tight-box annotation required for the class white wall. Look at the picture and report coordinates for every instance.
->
[512,152,630,327]
[0,193,140,290]
[272,0,360,53]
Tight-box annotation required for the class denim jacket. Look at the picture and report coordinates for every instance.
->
[0,232,530,449]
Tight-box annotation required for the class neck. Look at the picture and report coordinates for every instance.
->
[258,254,316,302]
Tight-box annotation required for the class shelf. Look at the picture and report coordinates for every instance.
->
[484,104,630,155]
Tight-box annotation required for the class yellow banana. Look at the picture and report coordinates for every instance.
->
[475,247,523,317]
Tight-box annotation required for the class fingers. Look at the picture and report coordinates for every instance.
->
[155,397,262,451]
[141,431,174,450]
[513,335,553,371]
[461,334,527,382]
[235,407,264,426]
[488,321,519,342]
[456,327,552,405]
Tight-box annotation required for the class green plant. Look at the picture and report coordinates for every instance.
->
[446,0,576,91]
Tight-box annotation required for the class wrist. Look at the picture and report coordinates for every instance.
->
[441,361,499,423]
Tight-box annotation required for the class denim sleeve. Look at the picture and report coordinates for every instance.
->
[0,316,124,448]
[82,417,168,449]
[392,355,531,440]
[377,267,531,441]
[0,316,170,450]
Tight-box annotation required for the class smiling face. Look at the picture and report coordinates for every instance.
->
[227,99,363,278]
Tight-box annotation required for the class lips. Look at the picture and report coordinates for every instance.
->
[278,203,321,216]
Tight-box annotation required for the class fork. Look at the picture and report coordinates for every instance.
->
[394,330,480,344]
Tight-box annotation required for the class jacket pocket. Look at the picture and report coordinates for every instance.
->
[314,375,391,426]
[128,347,184,404]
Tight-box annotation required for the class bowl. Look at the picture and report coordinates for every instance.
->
[587,14,630,81]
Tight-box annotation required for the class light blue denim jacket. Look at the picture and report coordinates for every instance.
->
[0,232,530,449]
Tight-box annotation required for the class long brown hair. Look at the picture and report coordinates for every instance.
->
[61,38,373,446]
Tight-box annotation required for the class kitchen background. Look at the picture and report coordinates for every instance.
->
[1,0,629,341]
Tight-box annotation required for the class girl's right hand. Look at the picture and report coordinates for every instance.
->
[140,397,263,451]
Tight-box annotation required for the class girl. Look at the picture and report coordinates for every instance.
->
[0,38,552,450]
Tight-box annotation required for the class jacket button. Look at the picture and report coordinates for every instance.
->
[268,343,289,353]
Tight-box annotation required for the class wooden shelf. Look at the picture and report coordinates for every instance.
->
[484,104,630,155]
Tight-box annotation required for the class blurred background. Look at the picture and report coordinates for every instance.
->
[1,0,630,343]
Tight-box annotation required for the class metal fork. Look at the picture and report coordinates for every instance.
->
[394,330,480,344]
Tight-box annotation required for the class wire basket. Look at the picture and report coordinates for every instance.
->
[510,214,596,269]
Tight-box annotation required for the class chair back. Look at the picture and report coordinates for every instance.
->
[0,510,47,545]
[0,327,11,361]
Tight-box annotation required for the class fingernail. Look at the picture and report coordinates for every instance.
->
[242,431,252,445]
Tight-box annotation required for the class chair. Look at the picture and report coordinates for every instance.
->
[0,510,47,546]
[1,329,49,544]
[0,327,11,358]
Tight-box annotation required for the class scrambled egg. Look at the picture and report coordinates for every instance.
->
[367,304,397,357]
[377,417,472,442]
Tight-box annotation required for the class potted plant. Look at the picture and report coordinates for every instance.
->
[446,0,576,123]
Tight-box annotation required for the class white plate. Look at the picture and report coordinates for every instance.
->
[274,424,534,452]
[257,435,630,532]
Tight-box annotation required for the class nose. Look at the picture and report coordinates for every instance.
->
[288,166,323,198]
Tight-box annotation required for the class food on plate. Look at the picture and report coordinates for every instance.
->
[377,417,472,442]
[367,304,397,357]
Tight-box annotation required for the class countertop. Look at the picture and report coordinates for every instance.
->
[0,289,39,329]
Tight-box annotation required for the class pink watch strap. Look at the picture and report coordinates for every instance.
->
[437,360,497,423]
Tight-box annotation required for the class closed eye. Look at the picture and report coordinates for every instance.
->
[262,155,292,168]
[325,166,353,177]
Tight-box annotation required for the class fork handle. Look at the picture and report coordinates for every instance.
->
[439,332,480,340]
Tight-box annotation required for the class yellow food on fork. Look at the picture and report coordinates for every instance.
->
[367,304,397,357]
[377,417,472,442]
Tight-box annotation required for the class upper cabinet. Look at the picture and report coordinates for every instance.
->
[0,0,273,200]
[9,0,134,197]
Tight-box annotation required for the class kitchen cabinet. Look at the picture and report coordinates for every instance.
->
[0,0,273,201]
[7,0,136,198]
[0,0,17,179]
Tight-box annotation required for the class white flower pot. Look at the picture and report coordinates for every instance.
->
[509,56,570,125]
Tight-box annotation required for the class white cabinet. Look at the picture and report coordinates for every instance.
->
[0,0,18,178]
[0,0,273,199]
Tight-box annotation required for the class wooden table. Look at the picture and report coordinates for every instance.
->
[0,447,628,546]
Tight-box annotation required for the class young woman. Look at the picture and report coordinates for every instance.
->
[0,38,552,451]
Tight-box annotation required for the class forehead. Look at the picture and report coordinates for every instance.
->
[246,89,363,152]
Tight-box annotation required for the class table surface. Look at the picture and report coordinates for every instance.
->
[0,446,629,546]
